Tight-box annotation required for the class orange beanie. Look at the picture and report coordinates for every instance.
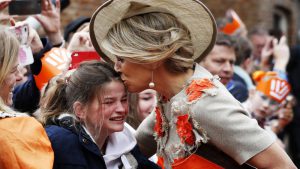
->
[252,71,291,103]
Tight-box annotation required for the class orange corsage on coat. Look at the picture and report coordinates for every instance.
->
[154,107,165,137]
[176,114,195,145]
[186,79,215,102]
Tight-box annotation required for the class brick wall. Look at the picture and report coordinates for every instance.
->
[61,0,300,45]
[60,0,106,29]
[201,0,299,45]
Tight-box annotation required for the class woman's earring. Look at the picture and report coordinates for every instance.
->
[149,71,155,88]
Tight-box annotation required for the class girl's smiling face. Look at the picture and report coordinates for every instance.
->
[0,61,21,106]
[82,80,128,136]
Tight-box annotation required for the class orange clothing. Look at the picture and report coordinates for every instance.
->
[0,116,54,169]
[158,154,224,169]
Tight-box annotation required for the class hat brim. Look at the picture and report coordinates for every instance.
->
[90,0,217,64]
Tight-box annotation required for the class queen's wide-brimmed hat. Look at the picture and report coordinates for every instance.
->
[90,0,217,64]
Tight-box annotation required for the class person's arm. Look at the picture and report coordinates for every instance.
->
[190,73,295,168]
[135,110,157,158]
[247,142,296,169]
[13,74,40,113]
[35,0,64,47]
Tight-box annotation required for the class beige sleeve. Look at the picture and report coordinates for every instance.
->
[135,110,157,158]
[192,81,275,164]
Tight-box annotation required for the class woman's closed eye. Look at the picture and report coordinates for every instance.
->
[116,56,124,63]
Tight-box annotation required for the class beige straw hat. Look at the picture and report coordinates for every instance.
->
[90,0,217,64]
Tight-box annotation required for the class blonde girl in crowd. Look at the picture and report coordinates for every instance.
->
[0,27,53,169]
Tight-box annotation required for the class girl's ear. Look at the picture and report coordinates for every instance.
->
[73,101,86,120]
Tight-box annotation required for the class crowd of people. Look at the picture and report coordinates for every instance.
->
[0,0,299,168]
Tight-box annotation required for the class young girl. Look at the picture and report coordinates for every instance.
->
[40,61,160,169]
[127,89,157,129]
[243,71,293,138]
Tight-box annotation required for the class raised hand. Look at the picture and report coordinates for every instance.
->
[67,31,94,52]
[260,36,274,71]
[273,36,290,71]
[35,0,63,46]
[272,96,295,134]
[0,0,10,10]
[10,19,43,54]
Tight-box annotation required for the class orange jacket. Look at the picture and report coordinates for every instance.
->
[0,116,54,169]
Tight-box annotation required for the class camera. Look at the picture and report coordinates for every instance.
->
[9,0,42,15]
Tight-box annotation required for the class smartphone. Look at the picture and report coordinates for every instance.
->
[9,0,42,15]
[70,51,101,69]
[9,24,29,45]
[9,24,34,66]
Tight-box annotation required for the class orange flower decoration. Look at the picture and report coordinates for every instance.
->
[176,114,195,145]
[186,79,214,102]
[154,107,164,137]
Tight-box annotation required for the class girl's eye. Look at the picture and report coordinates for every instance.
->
[103,102,113,105]
[103,99,114,105]
[141,96,152,101]
[121,97,128,102]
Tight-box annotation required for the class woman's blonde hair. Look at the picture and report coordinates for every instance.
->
[102,13,194,73]
[0,27,20,113]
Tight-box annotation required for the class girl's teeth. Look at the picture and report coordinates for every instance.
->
[110,117,123,121]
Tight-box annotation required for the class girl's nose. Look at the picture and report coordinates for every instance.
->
[115,101,126,113]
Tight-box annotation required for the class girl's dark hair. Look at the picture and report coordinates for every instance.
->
[39,60,122,125]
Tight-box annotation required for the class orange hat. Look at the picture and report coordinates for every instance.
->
[34,48,71,90]
[253,71,291,103]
